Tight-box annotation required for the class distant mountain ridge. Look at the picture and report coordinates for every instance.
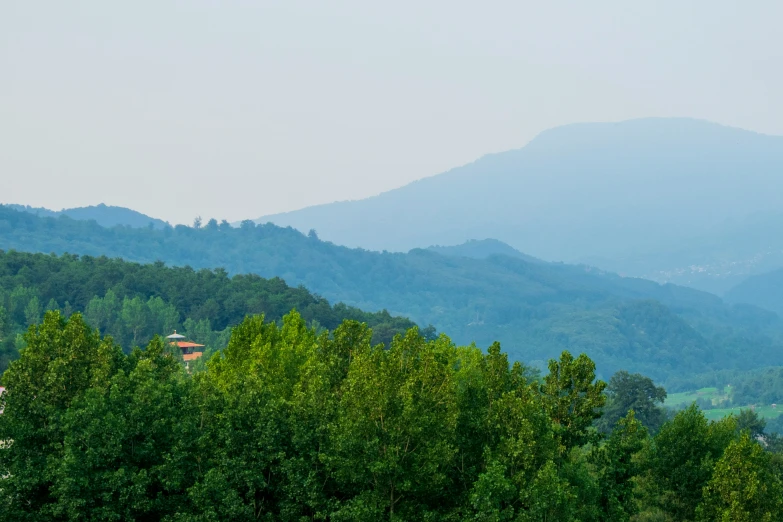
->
[2,204,783,381]
[425,239,542,263]
[5,203,169,230]
[725,268,783,316]
[253,118,783,294]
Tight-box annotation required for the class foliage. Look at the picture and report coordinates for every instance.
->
[638,405,737,521]
[2,311,776,520]
[540,351,606,452]
[666,366,783,428]
[591,411,648,521]
[696,433,783,521]
[734,408,767,438]
[597,371,668,434]
[2,205,783,381]
[0,250,417,372]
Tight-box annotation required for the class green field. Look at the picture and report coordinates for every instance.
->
[666,387,730,408]
[666,386,783,421]
[702,405,783,421]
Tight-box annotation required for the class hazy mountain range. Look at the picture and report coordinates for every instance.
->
[254,118,783,295]
[2,204,783,381]
[725,269,783,317]
[5,118,783,379]
[6,203,169,230]
[9,119,783,295]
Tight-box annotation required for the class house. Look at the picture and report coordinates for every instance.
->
[166,331,205,370]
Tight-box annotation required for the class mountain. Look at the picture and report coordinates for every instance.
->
[426,239,541,263]
[2,204,782,381]
[724,268,783,316]
[6,203,169,229]
[254,118,783,293]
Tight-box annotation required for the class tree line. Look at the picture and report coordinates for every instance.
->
[0,250,419,372]
[1,311,782,521]
[4,204,783,382]
[668,366,783,407]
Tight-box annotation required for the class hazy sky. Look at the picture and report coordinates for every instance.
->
[2,1,782,224]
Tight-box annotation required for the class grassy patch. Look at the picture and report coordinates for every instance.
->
[666,386,783,420]
[666,386,730,408]
[702,405,783,421]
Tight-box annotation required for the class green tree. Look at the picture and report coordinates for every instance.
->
[24,295,42,326]
[0,304,9,340]
[183,317,212,345]
[0,296,692,520]
[643,404,737,521]
[0,311,125,521]
[696,433,783,521]
[0,305,12,371]
[121,296,150,347]
[45,297,59,312]
[592,410,648,521]
[84,290,120,334]
[147,296,180,336]
[49,337,197,521]
[8,286,36,325]
[331,328,459,519]
[597,371,667,434]
[465,344,566,521]
[734,408,766,438]
[540,351,606,452]
[186,312,331,520]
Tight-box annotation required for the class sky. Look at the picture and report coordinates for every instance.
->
[2,1,783,225]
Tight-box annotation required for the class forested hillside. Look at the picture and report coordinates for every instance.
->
[426,238,542,262]
[0,250,416,372]
[1,205,782,380]
[6,202,169,229]
[668,365,783,407]
[3,311,783,520]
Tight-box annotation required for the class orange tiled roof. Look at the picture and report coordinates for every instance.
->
[175,341,205,348]
[183,352,204,362]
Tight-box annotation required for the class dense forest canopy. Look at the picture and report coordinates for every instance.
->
[2,205,783,381]
[0,250,417,372]
[2,311,783,521]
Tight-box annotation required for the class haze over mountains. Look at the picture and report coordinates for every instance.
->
[5,118,783,379]
[425,239,541,263]
[2,204,783,381]
[256,118,783,294]
[725,269,783,317]
[7,203,169,230]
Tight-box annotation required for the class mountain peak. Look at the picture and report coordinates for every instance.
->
[252,117,783,266]
[425,239,541,263]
